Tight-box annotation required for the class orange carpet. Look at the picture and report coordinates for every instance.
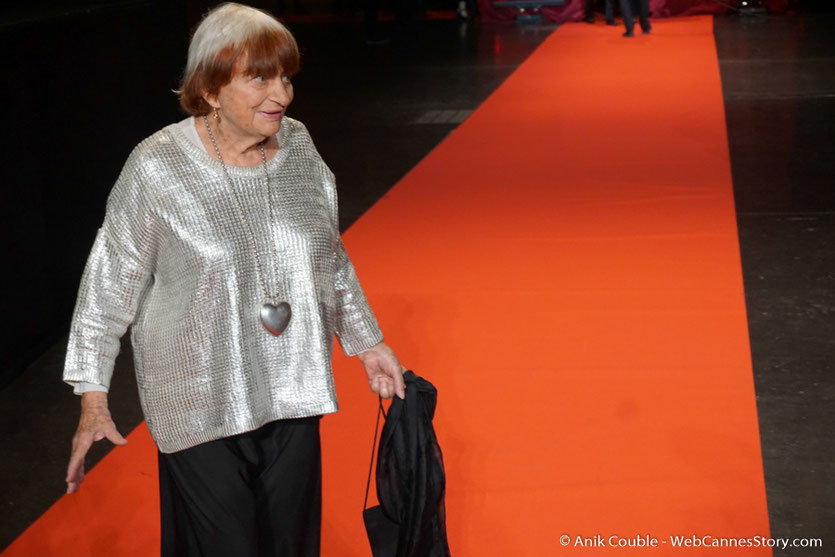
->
[4,15,771,556]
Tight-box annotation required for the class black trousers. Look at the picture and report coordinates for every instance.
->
[159,416,322,557]
[620,0,650,33]
[585,0,616,23]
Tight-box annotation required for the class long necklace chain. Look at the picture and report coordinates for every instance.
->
[202,115,280,302]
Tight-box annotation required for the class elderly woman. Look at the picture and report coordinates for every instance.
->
[63,3,405,555]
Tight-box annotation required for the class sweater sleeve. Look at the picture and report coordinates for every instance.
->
[333,236,384,355]
[311,145,383,356]
[63,148,163,389]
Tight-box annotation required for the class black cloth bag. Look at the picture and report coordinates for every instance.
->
[363,371,451,557]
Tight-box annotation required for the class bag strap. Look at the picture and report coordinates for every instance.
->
[364,396,386,511]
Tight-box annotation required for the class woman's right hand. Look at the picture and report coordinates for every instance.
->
[65,391,128,494]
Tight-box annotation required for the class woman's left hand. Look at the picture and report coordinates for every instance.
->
[357,342,406,399]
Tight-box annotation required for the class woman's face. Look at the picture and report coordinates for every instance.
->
[210,64,294,143]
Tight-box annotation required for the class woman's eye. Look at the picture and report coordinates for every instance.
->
[281,75,292,84]
[253,76,265,83]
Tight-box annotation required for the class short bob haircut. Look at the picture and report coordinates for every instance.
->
[178,3,300,116]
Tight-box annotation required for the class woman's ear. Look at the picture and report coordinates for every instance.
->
[202,91,221,110]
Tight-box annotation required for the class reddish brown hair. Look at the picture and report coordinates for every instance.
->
[178,27,300,116]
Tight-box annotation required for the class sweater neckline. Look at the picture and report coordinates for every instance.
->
[165,117,293,178]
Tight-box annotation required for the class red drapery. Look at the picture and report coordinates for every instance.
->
[478,0,795,24]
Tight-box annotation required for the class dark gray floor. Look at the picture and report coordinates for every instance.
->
[1,7,833,555]
[715,11,835,556]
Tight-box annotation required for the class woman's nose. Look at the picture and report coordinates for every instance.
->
[270,78,292,105]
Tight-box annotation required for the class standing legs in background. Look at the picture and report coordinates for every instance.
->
[635,0,651,33]
[604,0,617,25]
[619,0,650,37]
[588,0,618,26]
[584,0,596,23]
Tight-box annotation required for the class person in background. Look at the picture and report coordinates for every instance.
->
[63,3,406,556]
[585,0,617,25]
[620,0,651,36]
[585,0,596,23]
[604,0,617,25]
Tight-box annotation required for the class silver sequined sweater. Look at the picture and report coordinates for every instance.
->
[63,117,383,453]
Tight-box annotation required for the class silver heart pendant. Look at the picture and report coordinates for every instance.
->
[260,302,292,336]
